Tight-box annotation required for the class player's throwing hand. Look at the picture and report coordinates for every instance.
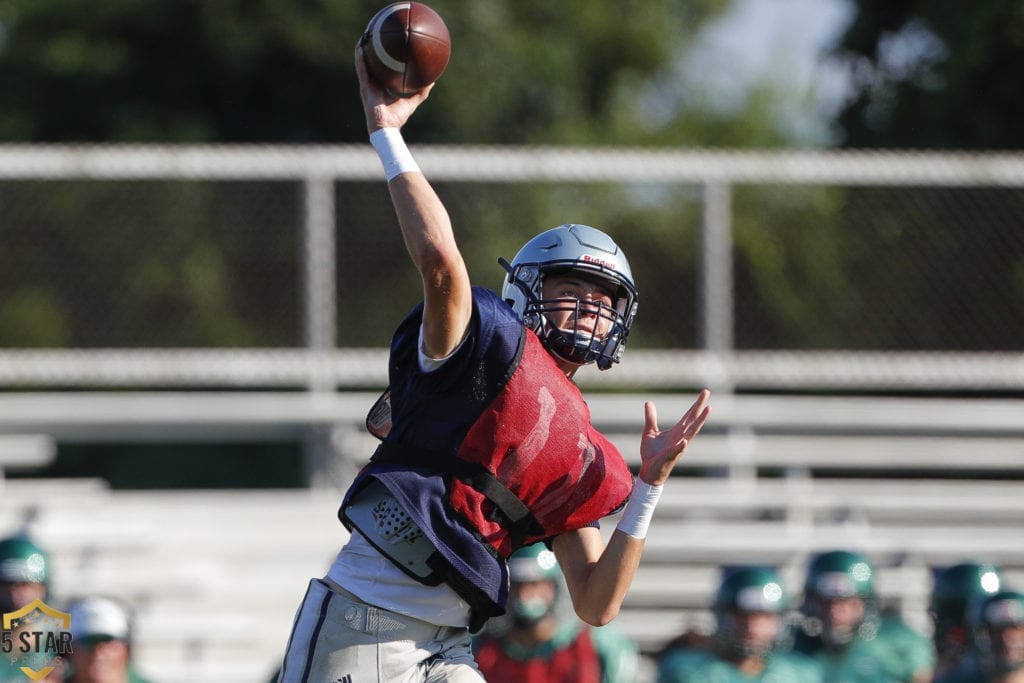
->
[640,389,712,486]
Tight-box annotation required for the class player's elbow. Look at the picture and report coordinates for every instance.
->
[576,603,620,627]
[418,247,464,289]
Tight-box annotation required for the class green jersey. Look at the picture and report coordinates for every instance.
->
[0,658,28,683]
[657,648,823,683]
[790,617,935,683]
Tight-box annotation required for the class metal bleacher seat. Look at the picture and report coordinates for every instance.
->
[1,391,1022,681]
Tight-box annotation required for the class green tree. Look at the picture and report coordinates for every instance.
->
[0,0,732,145]
[1,0,749,354]
[813,2,1024,351]
[830,1,1024,150]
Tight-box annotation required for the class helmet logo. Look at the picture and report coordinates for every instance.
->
[580,254,617,271]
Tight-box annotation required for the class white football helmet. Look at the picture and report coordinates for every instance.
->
[500,224,638,370]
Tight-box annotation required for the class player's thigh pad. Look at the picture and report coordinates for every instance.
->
[278,578,482,683]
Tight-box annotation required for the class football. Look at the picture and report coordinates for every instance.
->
[362,2,451,97]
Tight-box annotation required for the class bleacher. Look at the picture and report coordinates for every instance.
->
[2,391,1023,682]
[0,479,345,683]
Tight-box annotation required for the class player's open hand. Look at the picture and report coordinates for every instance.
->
[638,389,711,486]
[355,43,434,134]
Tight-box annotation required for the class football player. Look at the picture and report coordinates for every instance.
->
[474,544,639,683]
[930,561,1003,681]
[941,589,1024,683]
[789,549,934,682]
[276,38,712,683]
[658,565,821,682]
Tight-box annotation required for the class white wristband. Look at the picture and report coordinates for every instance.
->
[616,478,663,539]
[369,127,420,181]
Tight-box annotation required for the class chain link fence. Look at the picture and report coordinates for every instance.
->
[1,146,1022,392]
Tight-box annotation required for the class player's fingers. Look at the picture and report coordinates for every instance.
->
[402,82,435,107]
[689,388,711,416]
[644,401,658,436]
[681,389,710,428]
[354,43,367,76]
[687,404,712,439]
[678,407,711,445]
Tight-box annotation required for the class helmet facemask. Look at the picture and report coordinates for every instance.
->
[507,545,561,628]
[508,580,558,629]
[500,258,637,370]
[804,594,876,650]
[802,552,877,651]
[500,224,638,371]
[715,610,781,660]
[712,566,789,661]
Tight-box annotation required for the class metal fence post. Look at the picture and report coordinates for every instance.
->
[301,176,340,488]
[700,181,734,356]
[302,176,337,356]
[701,181,745,481]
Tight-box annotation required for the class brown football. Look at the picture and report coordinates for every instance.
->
[362,2,451,97]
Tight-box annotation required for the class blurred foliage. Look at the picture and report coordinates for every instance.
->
[830,1,1024,150]
[0,0,741,145]
[818,1,1024,351]
[0,0,746,354]
[0,0,1021,356]
[0,180,300,347]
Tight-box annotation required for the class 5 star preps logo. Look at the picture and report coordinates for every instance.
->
[2,598,73,680]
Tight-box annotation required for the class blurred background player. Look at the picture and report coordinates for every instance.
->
[937,589,1024,683]
[789,549,934,682]
[473,544,639,683]
[657,565,821,682]
[929,560,1004,681]
[64,596,154,683]
[971,589,1024,683]
[0,533,50,615]
[0,533,63,682]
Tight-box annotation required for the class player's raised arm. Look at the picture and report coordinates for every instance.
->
[355,43,472,360]
[553,389,712,626]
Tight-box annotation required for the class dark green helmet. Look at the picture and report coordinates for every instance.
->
[0,535,49,585]
[804,550,875,600]
[508,544,559,584]
[506,544,560,628]
[930,561,1002,650]
[801,550,877,650]
[973,589,1024,628]
[715,566,788,614]
[713,566,788,659]
[970,589,1024,675]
